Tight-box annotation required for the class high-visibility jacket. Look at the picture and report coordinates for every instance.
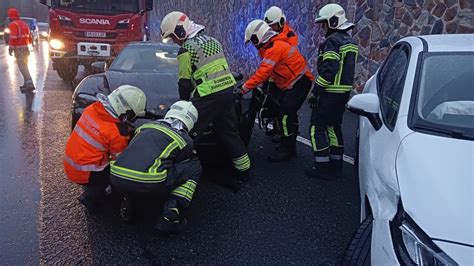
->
[258,24,298,58]
[110,121,194,184]
[314,30,358,94]
[245,36,314,91]
[177,32,236,99]
[7,8,32,48]
[280,23,298,47]
[64,102,130,184]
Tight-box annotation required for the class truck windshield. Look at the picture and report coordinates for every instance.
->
[52,0,139,13]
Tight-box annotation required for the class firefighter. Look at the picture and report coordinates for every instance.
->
[6,8,34,91]
[306,4,358,179]
[242,20,314,162]
[262,6,299,141]
[110,101,201,233]
[264,6,298,47]
[64,85,147,213]
[160,11,251,182]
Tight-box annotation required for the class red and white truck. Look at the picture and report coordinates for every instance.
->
[39,0,153,82]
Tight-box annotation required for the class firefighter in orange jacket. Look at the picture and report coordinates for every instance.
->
[7,8,34,91]
[242,20,314,162]
[264,6,298,47]
[261,6,300,140]
[64,85,147,213]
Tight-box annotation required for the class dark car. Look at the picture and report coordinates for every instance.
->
[3,17,40,48]
[72,42,248,166]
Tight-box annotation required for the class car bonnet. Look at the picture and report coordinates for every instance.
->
[396,132,474,247]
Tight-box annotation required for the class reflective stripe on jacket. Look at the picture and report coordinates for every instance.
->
[245,38,314,91]
[110,121,194,183]
[8,20,32,48]
[178,33,236,98]
[314,30,358,94]
[64,102,130,184]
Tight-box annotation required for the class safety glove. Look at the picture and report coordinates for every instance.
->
[308,94,319,109]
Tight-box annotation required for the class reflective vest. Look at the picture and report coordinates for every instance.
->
[8,19,32,48]
[178,33,236,97]
[315,30,358,94]
[110,121,194,183]
[245,38,314,91]
[64,102,130,184]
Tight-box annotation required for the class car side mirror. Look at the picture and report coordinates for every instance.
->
[347,93,383,131]
[91,61,107,74]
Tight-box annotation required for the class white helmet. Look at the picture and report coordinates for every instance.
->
[165,101,198,132]
[314,4,354,30]
[264,6,286,28]
[160,11,190,41]
[244,19,277,46]
[108,85,147,119]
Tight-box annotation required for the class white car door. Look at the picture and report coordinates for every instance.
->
[358,43,413,264]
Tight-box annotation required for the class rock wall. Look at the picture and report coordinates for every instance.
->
[150,0,473,88]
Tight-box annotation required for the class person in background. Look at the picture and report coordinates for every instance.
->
[7,8,34,91]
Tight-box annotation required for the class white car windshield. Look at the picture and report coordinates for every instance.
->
[414,52,474,138]
[109,45,179,73]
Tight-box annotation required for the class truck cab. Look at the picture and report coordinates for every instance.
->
[40,0,153,83]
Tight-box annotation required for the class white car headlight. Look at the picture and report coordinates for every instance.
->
[391,205,457,265]
[49,39,64,50]
[4,28,10,34]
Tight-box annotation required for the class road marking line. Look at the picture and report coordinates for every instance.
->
[256,121,355,165]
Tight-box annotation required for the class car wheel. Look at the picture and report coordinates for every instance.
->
[341,215,372,266]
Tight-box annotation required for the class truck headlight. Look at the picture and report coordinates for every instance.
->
[49,39,64,50]
[390,204,457,265]
[4,28,10,34]
[41,32,48,37]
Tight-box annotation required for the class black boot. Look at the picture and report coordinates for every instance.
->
[77,192,104,214]
[267,137,296,163]
[330,160,343,178]
[155,208,187,234]
[234,169,251,182]
[305,162,333,180]
[119,197,134,223]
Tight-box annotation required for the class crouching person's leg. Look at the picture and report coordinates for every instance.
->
[78,167,110,214]
[155,158,202,234]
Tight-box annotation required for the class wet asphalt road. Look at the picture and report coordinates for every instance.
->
[0,40,361,264]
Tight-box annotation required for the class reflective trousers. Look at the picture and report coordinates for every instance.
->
[191,90,250,173]
[279,75,312,152]
[310,92,349,164]
[14,47,33,85]
[110,158,202,210]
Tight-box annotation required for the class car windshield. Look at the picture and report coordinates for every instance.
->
[38,23,49,31]
[414,52,474,138]
[51,0,138,13]
[109,44,179,73]
[21,19,35,29]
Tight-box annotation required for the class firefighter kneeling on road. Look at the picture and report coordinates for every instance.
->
[64,85,147,213]
[110,101,201,234]
[306,4,358,179]
[242,20,314,162]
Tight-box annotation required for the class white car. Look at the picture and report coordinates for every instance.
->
[343,34,474,265]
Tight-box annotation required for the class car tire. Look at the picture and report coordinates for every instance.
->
[57,64,78,85]
[341,215,373,266]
